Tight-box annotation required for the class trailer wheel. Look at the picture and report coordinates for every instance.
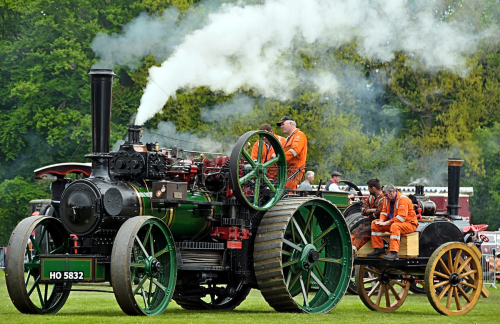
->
[424,242,482,316]
[111,216,177,316]
[5,216,71,314]
[229,130,287,211]
[355,265,409,312]
[254,197,352,313]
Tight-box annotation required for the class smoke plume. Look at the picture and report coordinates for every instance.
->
[112,121,230,154]
[91,0,488,125]
[200,93,255,122]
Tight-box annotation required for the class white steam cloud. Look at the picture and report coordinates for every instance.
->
[200,93,255,122]
[91,0,486,125]
[112,121,229,153]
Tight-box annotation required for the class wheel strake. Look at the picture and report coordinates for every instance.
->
[254,197,352,313]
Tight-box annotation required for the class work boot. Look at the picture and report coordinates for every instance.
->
[382,251,399,261]
[366,248,386,257]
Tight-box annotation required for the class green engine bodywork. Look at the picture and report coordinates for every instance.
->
[129,183,216,239]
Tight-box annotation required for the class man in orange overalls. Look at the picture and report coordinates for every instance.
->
[352,178,386,253]
[276,116,307,191]
[367,184,418,261]
[250,124,286,180]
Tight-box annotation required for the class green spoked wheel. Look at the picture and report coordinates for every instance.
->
[111,216,177,316]
[424,242,482,316]
[229,130,287,211]
[6,216,71,314]
[254,197,353,313]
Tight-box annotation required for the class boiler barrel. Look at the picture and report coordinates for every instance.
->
[130,184,213,239]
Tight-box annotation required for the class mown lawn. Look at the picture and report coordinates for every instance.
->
[0,270,498,323]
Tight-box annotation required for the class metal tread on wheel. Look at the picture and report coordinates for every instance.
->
[254,197,352,313]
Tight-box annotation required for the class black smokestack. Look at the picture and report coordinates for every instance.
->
[86,69,115,179]
[446,158,463,220]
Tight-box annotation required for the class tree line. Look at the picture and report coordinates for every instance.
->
[0,0,499,244]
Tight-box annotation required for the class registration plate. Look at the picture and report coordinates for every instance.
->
[49,271,84,280]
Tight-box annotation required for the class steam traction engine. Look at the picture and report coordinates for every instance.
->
[5,69,352,315]
[352,159,489,316]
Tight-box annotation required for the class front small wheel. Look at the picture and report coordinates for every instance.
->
[6,216,71,314]
[355,265,409,312]
[424,242,482,316]
[111,216,177,316]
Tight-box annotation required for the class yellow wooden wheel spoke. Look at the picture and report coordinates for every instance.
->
[388,282,401,301]
[437,284,450,301]
[447,250,453,273]
[364,268,380,276]
[363,277,380,284]
[390,279,406,288]
[433,280,449,289]
[434,271,450,279]
[446,287,453,310]
[453,286,461,311]
[367,281,381,298]
[453,249,461,273]
[438,258,451,275]
[375,284,384,306]
[457,285,471,303]
[459,269,477,279]
[460,281,477,290]
[384,284,391,307]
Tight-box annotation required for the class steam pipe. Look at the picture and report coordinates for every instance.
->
[446,158,464,220]
[126,124,143,144]
[86,69,115,180]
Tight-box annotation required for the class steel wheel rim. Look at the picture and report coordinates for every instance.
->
[355,265,409,312]
[281,199,352,313]
[6,216,71,314]
[229,130,286,210]
[425,242,482,316]
[112,217,177,316]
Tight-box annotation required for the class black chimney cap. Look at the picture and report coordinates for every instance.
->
[88,69,116,76]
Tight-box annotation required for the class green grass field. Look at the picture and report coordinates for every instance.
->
[0,270,498,323]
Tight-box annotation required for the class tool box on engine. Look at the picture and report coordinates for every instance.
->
[151,181,188,200]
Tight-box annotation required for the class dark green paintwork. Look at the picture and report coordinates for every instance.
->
[41,258,93,281]
[321,191,349,208]
[130,184,213,239]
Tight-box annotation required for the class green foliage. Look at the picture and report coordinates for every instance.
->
[0,176,49,245]
[0,0,499,238]
[467,123,500,231]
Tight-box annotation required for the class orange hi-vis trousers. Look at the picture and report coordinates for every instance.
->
[371,220,417,252]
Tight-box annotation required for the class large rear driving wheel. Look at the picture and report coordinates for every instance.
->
[254,197,352,313]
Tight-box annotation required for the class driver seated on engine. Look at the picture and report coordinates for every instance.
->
[367,184,418,261]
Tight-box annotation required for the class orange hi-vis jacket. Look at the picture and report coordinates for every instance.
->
[371,191,418,252]
[251,134,286,180]
[379,191,418,226]
[283,128,307,190]
[250,134,286,162]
